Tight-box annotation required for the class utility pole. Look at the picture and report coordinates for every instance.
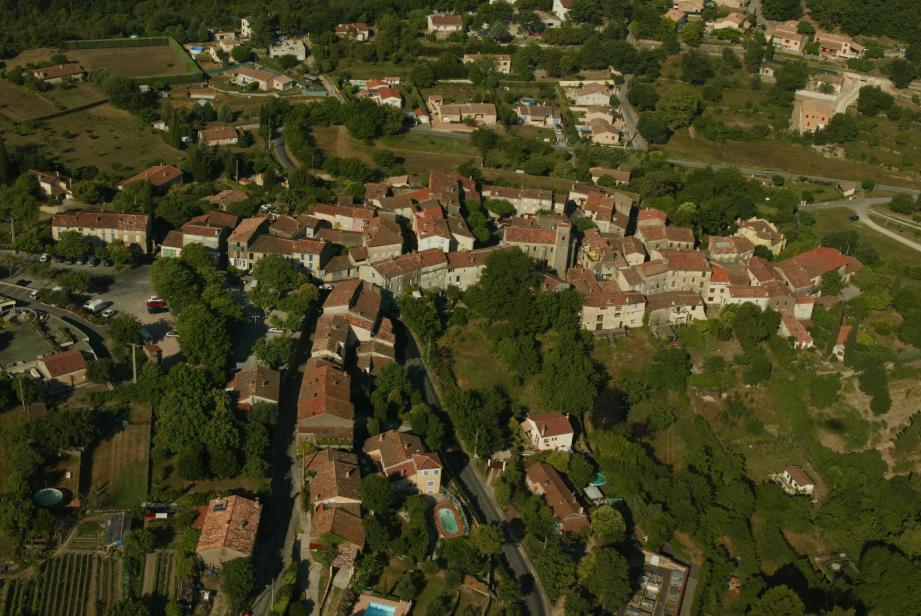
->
[129,343,138,383]
[9,216,15,249]
[17,373,26,414]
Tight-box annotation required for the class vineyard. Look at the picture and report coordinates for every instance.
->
[0,554,122,616]
[142,550,178,601]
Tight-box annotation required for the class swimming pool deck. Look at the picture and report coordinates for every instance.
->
[433,501,466,539]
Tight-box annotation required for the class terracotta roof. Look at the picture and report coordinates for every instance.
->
[646,291,703,311]
[189,211,240,229]
[228,216,267,243]
[364,218,403,248]
[525,462,589,533]
[228,365,280,404]
[836,324,852,346]
[305,449,360,505]
[335,22,370,33]
[199,125,238,143]
[710,264,730,284]
[524,413,573,438]
[196,495,262,558]
[660,249,710,272]
[780,313,813,344]
[34,63,83,80]
[483,185,553,203]
[161,230,183,248]
[52,211,149,232]
[738,218,782,243]
[637,208,668,224]
[324,279,361,310]
[747,256,782,284]
[728,285,769,299]
[429,14,464,26]
[373,87,401,102]
[297,359,353,421]
[40,349,86,377]
[371,249,448,278]
[363,430,441,477]
[119,164,182,188]
[310,508,365,546]
[416,216,452,240]
[785,464,813,486]
[709,235,755,255]
[774,247,861,290]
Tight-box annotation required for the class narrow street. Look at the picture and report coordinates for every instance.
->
[399,322,552,616]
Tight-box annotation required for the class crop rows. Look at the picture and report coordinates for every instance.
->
[0,554,113,616]
[154,551,177,599]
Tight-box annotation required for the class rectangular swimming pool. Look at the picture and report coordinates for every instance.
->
[364,603,397,616]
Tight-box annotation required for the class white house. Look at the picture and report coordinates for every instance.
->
[521,413,574,451]
[552,0,573,21]
[780,465,815,496]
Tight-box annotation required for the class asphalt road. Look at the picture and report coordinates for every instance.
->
[400,323,552,616]
[667,158,921,197]
[616,74,648,151]
[272,136,295,170]
[803,197,921,253]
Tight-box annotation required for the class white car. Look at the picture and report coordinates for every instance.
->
[39,253,49,263]
[29,289,39,300]
[268,327,285,334]
[101,308,117,318]
[29,368,42,380]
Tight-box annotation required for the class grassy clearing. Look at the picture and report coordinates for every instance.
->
[663,131,915,188]
[0,80,59,122]
[813,208,921,271]
[1,103,184,173]
[90,406,151,509]
[438,321,514,392]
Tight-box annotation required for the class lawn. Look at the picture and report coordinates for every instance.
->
[10,41,200,80]
[813,208,921,271]
[0,79,59,122]
[438,321,514,393]
[413,574,448,614]
[43,82,106,109]
[89,405,151,508]
[1,102,184,173]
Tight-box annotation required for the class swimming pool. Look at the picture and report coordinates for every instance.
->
[364,603,397,616]
[438,506,460,535]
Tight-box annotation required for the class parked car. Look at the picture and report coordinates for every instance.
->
[75,257,84,266]
[165,330,179,338]
[29,289,39,300]
[101,308,117,318]
[39,253,49,263]
[140,328,154,344]
[29,368,42,380]
[82,299,111,314]
[87,256,98,267]
[268,327,285,334]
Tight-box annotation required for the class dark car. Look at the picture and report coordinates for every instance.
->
[849,215,860,222]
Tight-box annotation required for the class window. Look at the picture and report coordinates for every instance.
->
[433,469,439,475]
[426,480,434,487]
[422,470,429,476]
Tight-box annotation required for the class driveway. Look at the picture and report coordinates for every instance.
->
[616,75,648,151]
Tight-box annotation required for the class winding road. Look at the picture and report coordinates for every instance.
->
[400,324,552,616]
[803,197,921,253]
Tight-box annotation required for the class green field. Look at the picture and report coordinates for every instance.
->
[89,405,151,509]
[0,102,184,173]
[0,81,60,123]
[0,554,122,616]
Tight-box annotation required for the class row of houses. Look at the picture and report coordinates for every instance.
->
[769,20,865,60]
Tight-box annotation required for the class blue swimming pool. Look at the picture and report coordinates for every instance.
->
[364,603,397,616]
[438,507,460,534]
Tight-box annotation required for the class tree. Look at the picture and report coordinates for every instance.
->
[763,0,802,20]
[637,112,671,144]
[54,230,89,258]
[656,85,700,129]
[221,558,256,610]
[250,253,307,309]
[104,599,150,616]
[859,364,891,414]
[203,398,240,477]
[87,359,114,384]
[568,452,594,489]
[681,20,704,47]
[628,81,659,111]
[591,505,626,543]
[359,474,394,514]
[857,86,895,116]
[821,270,845,296]
[471,524,503,556]
[218,102,234,123]
[254,336,291,369]
[680,50,713,85]
[885,59,918,89]
[110,314,141,347]
[0,136,8,184]
[175,304,231,374]
[231,44,254,63]
[748,586,806,616]
[580,547,631,610]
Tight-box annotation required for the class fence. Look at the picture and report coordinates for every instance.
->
[61,36,204,84]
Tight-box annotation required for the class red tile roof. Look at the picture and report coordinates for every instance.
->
[775,247,861,290]
[228,216,268,243]
[119,164,183,189]
[525,462,589,533]
[310,508,365,546]
[297,359,353,421]
[40,349,86,377]
[785,464,813,486]
[227,366,280,404]
[196,495,262,558]
[524,413,573,438]
[199,125,238,143]
[52,211,149,232]
[371,248,448,278]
